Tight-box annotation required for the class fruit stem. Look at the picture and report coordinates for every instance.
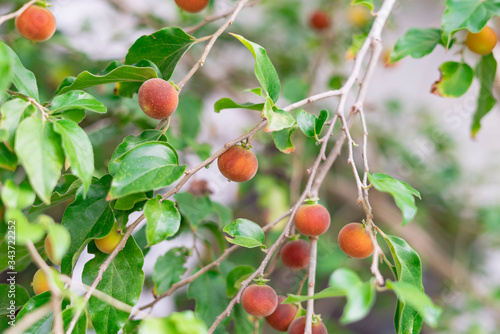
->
[304,197,319,205]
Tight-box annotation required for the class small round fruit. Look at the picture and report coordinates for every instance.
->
[95,224,123,254]
[44,236,60,265]
[281,239,310,270]
[288,316,328,334]
[465,26,497,55]
[347,5,371,28]
[338,222,374,259]
[309,10,330,31]
[241,284,278,317]
[217,146,258,182]
[138,78,179,120]
[15,5,56,42]
[175,0,209,13]
[265,296,297,332]
[32,268,50,295]
[294,203,331,237]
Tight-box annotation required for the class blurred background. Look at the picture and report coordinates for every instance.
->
[1,0,500,333]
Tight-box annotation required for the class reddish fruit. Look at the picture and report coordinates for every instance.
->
[338,222,374,259]
[465,26,497,55]
[15,5,56,42]
[175,0,209,13]
[288,316,328,334]
[217,146,258,182]
[241,284,278,317]
[281,239,310,270]
[309,10,330,31]
[294,204,331,237]
[265,296,297,332]
[95,224,123,254]
[138,78,179,120]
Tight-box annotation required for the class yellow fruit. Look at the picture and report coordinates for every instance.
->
[32,268,50,295]
[347,6,371,28]
[95,223,123,254]
[44,236,60,265]
[465,26,497,55]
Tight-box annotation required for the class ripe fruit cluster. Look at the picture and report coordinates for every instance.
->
[338,222,374,259]
[280,239,310,270]
[15,5,56,42]
[265,296,297,331]
[138,78,179,120]
[288,316,328,334]
[217,145,258,183]
[241,284,278,317]
[294,203,331,237]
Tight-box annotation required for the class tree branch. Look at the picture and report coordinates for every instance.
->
[0,0,36,26]
[304,237,318,334]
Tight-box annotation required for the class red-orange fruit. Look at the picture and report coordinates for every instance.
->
[15,5,56,42]
[175,0,209,13]
[294,204,331,237]
[338,222,374,259]
[241,284,278,317]
[265,296,297,332]
[138,78,179,120]
[309,10,330,31]
[281,239,310,270]
[288,316,328,334]
[217,146,258,182]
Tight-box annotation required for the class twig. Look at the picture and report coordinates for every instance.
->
[177,0,250,92]
[184,0,261,34]
[0,0,36,26]
[26,241,64,334]
[7,90,49,120]
[304,237,318,334]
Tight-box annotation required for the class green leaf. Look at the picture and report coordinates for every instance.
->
[431,62,473,98]
[0,42,12,94]
[83,237,144,334]
[214,98,264,113]
[472,53,497,137]
[384,235,424,334]
[29,174,82,214]
[188,270,230,334]
[51,90,107,113]
[138,311,208,334]
[231,304,254,334]
[176,94,203,139]
[109,129,167,176]
[284,268,375,324]
[368,173,420,225]
[0,143,18,171]
[441,0,500,48]
[386,281,442,328]
[16,292,54,333]
[115,60,162,98]
[223,218,265,248]
[61,175,115,275]
[0,284,29,316]
[0,240,44,273]
[296,110,316,137]
[1,180,36,210]
[351,0,373,11]
[226,266,255,297]
[175,192,213,229]
[125,27,195,79]
[62,306,88,334]
[263,97,295,132]
[144,196,181,246]
[55,65,158,96]
[272,126,296,154]
[114,191,152,211]
[3,42,39,101]
[231,34,281,103]
[15,118,64,204]
[347,33,368,59]
[390,28,443,63]
[0,98,34,149]
[7,208,45,245]
[108,142,186,199]
[58,109,86,124]
[45,223,71,265]
[153,247,189,295]
[212,202,233,226]
[54,119,94,196]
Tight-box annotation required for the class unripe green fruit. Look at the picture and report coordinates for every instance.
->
[15,5,56,42]
[294,204,331,237]
[465,26,497,55]
[175,0,209,13]
[138,78,179,120]
[217,146,258,182]
[95,224,123,254]
[265,296,297,332]
[338,222,374,259]
[241,284,278,317]
[288,316,327,334]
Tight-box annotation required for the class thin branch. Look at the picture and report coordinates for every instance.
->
[0,0,36,26]
[304,237,318,334]
[177,0,250,92]
[7,90,49,120]
[26,241,64,334]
